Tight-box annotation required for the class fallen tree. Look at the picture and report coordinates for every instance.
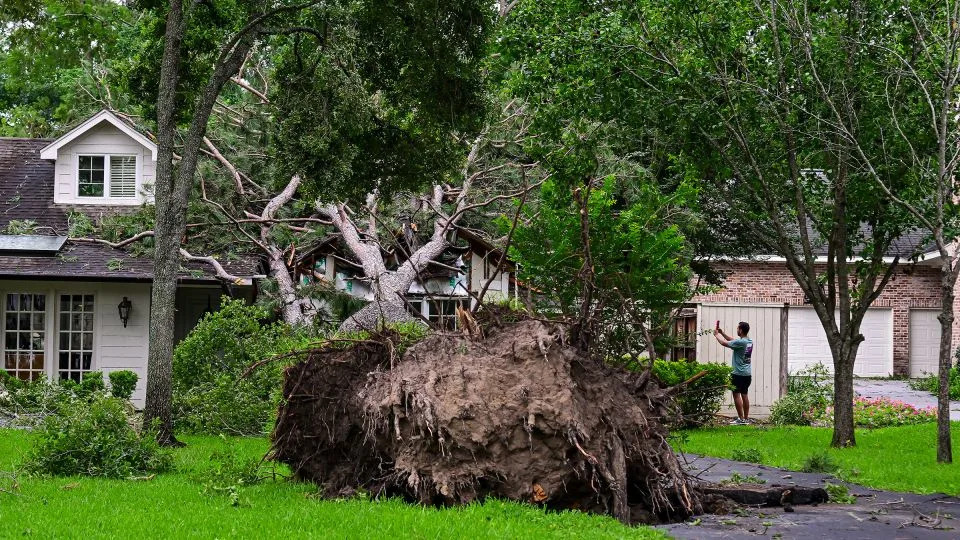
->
[272,317,703,524]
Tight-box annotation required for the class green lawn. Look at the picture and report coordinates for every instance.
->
[677,423,960,496]
[0,429,663,539]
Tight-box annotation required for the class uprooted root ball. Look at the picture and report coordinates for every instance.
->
[271,320,702,524]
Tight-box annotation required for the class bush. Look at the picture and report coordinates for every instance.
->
[79,371,105,397]
[108,370,139,400]
[770,364,833,426]
[175,377,278,436]
[909,367,960,400]
[651,360,732,426]
[806,397,936,428]
[173,298,311,435]
[24,395,171,478]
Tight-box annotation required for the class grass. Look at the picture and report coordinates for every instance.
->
[677,423,960,496]
[0,429,663,539]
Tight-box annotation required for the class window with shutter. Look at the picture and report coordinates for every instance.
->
[109,155,136,198]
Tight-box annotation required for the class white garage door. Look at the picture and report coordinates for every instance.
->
[788,307,893,377]
[910,309,941,378]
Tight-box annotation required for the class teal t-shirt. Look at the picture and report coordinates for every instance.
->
[728,337,753,376]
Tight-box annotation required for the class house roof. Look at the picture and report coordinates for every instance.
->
[0,136,259,283]
[39,110,158,161]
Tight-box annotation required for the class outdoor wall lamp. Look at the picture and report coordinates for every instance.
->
[118,297,132,328]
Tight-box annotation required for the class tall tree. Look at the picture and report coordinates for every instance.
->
[498,0,920,447]
[813,0,960,462]
[126,0,491,443]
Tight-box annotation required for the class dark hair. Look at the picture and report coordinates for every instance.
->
[738,321,750,335]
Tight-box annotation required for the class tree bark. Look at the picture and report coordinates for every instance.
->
[830,344,858,447]
[936,255,955,463]
[143,0,186,445]
[143,7,258,444]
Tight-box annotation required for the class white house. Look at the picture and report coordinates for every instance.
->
[0,110,257,406]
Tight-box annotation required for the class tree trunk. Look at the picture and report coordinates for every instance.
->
[339,272,418,332]
[831,346,857,447]
[268,250,312,327]
[143,0,185,445]
[936,256,955,463]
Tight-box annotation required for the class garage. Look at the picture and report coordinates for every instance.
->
[787,307,893,377]
[909,309,941,378]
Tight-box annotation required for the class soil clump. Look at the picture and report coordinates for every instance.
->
[272,318,713,523]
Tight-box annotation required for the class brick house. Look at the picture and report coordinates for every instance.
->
[682,244,950,417]
[0,110,257,406]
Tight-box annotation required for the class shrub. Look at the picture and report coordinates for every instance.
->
[801,451,839,473]
[24,395,171,478]
[173,298,311,435]
[175,377,278,436]
[731,447,763,463]
[909,367,960,400]
[79,371,105,398]
[109,370,139,400]
[806,397,936,428]
[651,360,732,426]
[770,364,833,426]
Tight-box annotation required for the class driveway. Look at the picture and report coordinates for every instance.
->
[854,379,960,421]
[658,454,959,539]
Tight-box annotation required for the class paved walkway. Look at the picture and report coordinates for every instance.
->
[854,379,960,421]
[658,454,959,539]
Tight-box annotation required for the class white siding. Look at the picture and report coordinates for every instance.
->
[0,280,151,407]
[697,304,783,417]
[53,122,155,206]
[469,252,510,303]
[94,283,151,407]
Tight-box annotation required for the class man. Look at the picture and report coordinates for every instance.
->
[714,321,753,425]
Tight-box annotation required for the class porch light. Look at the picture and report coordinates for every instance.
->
[118,297,132,327]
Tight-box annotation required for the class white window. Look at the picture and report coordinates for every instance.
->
[3,293,46,381]
[58,294,95,382]
[78,154,137,199]
[427,297,468,330]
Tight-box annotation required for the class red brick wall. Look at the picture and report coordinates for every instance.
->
[693,261,944,376]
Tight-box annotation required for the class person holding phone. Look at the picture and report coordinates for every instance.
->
[714,321,753,425]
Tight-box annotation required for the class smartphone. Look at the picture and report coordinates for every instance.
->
[715,320,720,331]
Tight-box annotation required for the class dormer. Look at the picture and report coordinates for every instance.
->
[40,110,157,206]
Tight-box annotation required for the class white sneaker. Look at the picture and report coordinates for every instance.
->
[729,417,743,425]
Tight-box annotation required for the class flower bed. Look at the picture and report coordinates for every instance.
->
[806,397,937,428]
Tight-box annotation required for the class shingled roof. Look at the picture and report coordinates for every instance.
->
[0,137,259,282]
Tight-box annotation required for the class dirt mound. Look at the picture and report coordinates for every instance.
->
[271,319,702,523]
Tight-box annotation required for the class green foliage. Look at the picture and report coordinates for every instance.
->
[108,370,139,400]
[650,360,731,426]
[173,298,311,435]
[196,437,269,508]
[825,482,856,504]
[510,177,697,357]
[0,0,133,137]
[79,371,105,397]
[23,395,171,478]
[730,448,764,464]
[770,365,833,426]
[66,210,96,237]
[909,367,960,400]
[718,472,766,486]
[801,451,839,474]
[2,220,38,235]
